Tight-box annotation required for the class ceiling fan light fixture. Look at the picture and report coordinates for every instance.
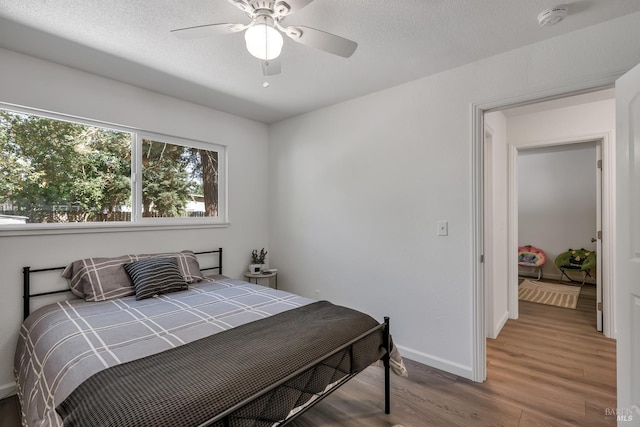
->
[244,21,283,60]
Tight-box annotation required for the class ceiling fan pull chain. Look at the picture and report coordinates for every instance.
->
[263,16,269,59]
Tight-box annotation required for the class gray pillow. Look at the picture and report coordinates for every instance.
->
[139,250,205,283]
[62,250,205,302]
[124,257,188,301]
[62,254,138,301]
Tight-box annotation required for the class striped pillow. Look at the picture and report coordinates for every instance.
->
[124,257,188,301]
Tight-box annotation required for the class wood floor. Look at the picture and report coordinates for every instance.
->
[289,283,616,427]
[485,283,616,426]
[0,284,615,426]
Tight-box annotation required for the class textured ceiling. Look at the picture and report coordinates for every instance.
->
[1,0,640,123]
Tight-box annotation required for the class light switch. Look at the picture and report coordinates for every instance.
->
[437,220,448,236]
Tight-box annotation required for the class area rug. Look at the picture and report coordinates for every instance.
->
[518,279,581,309]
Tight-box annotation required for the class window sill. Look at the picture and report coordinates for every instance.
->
[0,221,231,237]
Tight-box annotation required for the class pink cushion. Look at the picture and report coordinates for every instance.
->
[518,245,547,267]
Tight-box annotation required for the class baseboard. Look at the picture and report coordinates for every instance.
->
[542,272,561,281]
[488,311,509,339]
[0,381,16,400]
[396,345,473,381]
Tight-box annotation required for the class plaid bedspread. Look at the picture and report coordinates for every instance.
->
[55,301,383,427]
[14,278,314,427]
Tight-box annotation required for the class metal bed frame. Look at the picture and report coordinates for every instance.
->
[20,247,391,426]
[22,248,223,320]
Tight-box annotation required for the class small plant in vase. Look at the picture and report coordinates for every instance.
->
[249,248,267,274]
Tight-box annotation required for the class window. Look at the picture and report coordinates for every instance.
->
[138,136,220,219]
[0,107,226,229]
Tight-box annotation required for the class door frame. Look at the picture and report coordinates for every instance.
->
[470,75,621,382]
[506,134,613,333]
[483,126,494,339]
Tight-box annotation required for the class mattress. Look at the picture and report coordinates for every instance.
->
[14,277,315,427]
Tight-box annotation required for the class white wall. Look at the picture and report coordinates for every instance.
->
[0,48,270,396]
[507,99,616,145]
[268,13,640,378]
[518,143,597,280]
[483,98,615,334]
[507,98,615,283]
[484,111,509,338]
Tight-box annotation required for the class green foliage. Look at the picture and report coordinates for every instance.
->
[184,147,219,216]
[251,248,267,264]
[0,111,132,222]
[141,139,191,217]
[0,110,219,223]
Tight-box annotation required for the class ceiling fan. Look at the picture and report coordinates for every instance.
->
[170,0,358,76]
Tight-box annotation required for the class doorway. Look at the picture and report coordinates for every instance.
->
[472,60,640,414]
[476,89,616,382]
[472,89,615,381]
[516,140,601,329]
[471,85,616,382]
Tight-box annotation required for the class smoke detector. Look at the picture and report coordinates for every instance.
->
[537,6,568,27]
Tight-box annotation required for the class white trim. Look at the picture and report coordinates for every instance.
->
[132,133,142,222]
[0,102,229,230]
[601,133,616,338]
[0,221,230,237]
[483,125,494,339]
[396,345,473,380]
[479,70,624,112]
[219,145,230,223]
[489,311,510,339]
[471,73,623,383]
[0,102,136,134]
[507,144,520,320]
[135,131,227,224]
[470,104,486,382]
[507,133,615,339]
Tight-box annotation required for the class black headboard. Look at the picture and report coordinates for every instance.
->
[22,248,223,320]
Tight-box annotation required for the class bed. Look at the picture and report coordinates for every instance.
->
[15,248,392,427]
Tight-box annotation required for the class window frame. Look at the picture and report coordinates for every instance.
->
[0,103,229,236]
[133,132,227,224]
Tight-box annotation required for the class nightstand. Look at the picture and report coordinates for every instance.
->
[244,271,278,289]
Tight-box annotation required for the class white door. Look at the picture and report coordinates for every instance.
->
[616,61,640,424]
[596,142,602,332]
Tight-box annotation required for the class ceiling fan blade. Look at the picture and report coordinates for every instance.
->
[273,0,315,17]
[281,25,357,58]
[262,59,282,76]
[170,22,247,39]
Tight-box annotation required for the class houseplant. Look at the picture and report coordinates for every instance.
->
[249,248,267,274]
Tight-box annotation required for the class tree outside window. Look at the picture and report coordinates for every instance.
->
[0,109,222,225]
[141,139,218,218]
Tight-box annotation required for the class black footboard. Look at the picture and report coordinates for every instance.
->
[55,302,391,427]
[204,316,391,427]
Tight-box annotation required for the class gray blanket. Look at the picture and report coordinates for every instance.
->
[15,278,315,427]
[56,301,384,427]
